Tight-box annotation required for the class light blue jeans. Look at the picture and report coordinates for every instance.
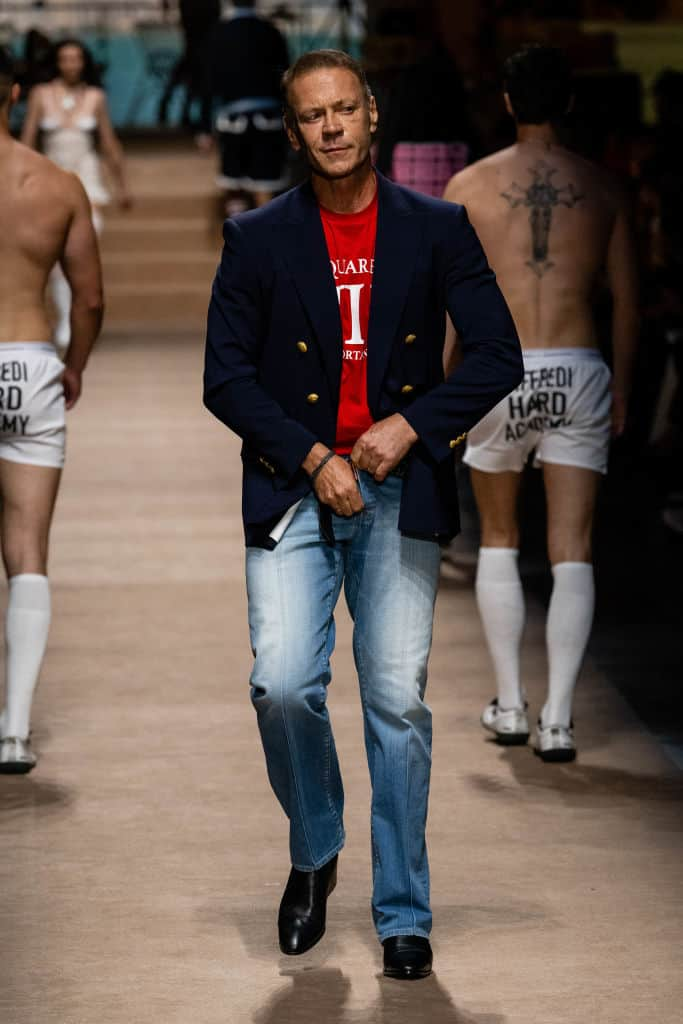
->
[246,472,441,941]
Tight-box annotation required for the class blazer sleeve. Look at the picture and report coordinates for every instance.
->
[401,205,524,464]
[203,218,317,480]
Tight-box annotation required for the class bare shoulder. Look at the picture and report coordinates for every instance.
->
[13,141,85,206]
[89,86,106,107]
[26,81,49,107]
[546,146,609,188]
[443,147,516,203]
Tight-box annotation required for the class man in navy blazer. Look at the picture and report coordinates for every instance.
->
[204,50,522,979]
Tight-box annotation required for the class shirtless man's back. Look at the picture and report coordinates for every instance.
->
[448,142,622,352]
[444,45,639,762]
[0,48,103,773]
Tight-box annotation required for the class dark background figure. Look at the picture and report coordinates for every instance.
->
[374,41,479,197]
[158,0,220,132]
[207,0,290,213]
[18,29,53,91]
[629,70,683,534]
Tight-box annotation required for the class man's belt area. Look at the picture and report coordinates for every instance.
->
[317,454,410,546]
[337,453,410,478]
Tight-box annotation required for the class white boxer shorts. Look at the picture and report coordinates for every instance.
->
[464,347,611,475]
[0,344,66,469]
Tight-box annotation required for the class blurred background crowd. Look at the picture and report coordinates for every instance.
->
[1,0,680,746]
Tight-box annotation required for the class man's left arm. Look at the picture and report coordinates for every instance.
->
[352,206,523,478]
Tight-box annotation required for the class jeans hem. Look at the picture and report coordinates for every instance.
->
[378,927,432,943]
[292,835,345,873]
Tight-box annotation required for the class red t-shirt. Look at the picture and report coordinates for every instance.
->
[319,193,377,454]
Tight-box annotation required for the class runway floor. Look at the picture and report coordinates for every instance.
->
[1,144,681,1024]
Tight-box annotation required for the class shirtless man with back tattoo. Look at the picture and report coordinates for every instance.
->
[444,44,639,761]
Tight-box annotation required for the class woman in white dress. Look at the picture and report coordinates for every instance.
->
[21,39,131,347]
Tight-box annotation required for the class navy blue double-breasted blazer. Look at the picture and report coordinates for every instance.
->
[204,172,523,547]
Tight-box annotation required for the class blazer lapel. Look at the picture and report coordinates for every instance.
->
[367,175,422,410]
[277,175,422,409]
[279,184,343,400]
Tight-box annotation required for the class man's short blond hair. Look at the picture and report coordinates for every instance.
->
[281,49,372,126]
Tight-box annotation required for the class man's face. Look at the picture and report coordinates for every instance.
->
[286,67,378,181]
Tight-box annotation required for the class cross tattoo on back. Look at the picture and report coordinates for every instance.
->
[501,160,584,278]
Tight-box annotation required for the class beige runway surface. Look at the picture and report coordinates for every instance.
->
[1,146,681,1024]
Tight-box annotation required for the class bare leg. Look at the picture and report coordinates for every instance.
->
[0,459,61,577]
[541,463,601,729]
[49,265,72,351]
[543,462,600,565]
[470,469,526,712]
[252,190,273,209]
[0,459,61,746]
[471,468,522,549]
[224,190,250,218]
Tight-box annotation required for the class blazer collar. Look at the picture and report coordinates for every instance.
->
[278,171,413,224]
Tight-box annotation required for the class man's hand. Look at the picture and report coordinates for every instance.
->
[351,414,418,482]
[62,366,82,410]
[303,442,364,517]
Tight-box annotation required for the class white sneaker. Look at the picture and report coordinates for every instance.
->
[0,737,37,774]
[481,698,530,746]
[534,722,576,763]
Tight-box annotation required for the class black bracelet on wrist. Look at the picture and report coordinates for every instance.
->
[310,450,336,484]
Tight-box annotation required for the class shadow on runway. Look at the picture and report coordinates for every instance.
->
[204,889,547,966]
[209,904,516,1021]
[202,902,378,966]
[0,778,74,816]
[251,965,506,1024]
[466,746,683,806]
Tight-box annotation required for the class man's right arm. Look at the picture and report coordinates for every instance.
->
[204,218,319,480]
[204,219,363,513]
[60,177,104,407]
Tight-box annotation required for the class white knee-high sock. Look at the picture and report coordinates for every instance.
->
[3,575,51,740]
[475,548,526,710]
[542,562,595,728]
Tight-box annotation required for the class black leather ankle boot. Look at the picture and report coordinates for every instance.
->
[383,935,433,979]
[278,854,338,955]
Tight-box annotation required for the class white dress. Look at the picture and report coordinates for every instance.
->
[40,92,110,206]
[40,88,110,349]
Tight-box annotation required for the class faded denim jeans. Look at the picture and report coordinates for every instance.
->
[246,471,440,941]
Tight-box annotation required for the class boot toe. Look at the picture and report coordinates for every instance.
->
[382,936,433,980]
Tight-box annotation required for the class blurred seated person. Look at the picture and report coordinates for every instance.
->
[375,42,479,198]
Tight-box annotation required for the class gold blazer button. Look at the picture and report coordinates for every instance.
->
[307,393,319,404]
[401,384,414,395]
[297,341,308,353]
[405,333,417,344]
